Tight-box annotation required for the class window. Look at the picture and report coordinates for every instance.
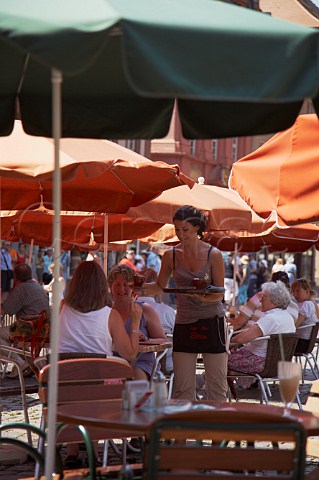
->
[232,137,238,162]
[190,140,196,156]
[127,139,136,151]
[212,139,218,161]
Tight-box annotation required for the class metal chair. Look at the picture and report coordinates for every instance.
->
[143,409,307,479]
[294,323,319,381]
[0,422,62,479]
[228,333,300,407]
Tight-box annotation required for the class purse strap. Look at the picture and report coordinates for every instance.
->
[2,250,10,270]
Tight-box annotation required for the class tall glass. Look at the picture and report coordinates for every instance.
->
[278,361,302,416]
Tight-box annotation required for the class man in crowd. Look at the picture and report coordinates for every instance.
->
[146,246,162,273]
[118,248,138,272]
[0,263,50,378]
[1,240,14,301]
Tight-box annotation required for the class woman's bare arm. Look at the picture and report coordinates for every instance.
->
[142,302,167,341]
[109,305,141,361]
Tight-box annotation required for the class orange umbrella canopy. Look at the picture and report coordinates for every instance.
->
[0,122,193,213]
[229,114,319,227]
[0,207,164,249]
[141,216,319,253]
[0,183,252,247]
[207,224,319,253]
[126,183,253,231]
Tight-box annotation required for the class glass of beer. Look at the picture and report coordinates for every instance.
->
[278,361,302,415]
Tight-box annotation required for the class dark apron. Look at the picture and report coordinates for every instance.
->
[173,316,226,354]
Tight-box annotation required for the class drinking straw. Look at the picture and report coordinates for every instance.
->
[278,333,285,361]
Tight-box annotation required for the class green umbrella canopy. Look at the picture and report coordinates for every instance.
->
[1,0,319,139]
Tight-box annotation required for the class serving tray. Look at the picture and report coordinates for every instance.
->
[163,286,225,294]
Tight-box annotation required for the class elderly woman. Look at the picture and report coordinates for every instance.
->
[228,281,296,375]
[108,264,166,380]
[229,271,299,331]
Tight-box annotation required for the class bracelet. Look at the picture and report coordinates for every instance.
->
[130,329,140,334]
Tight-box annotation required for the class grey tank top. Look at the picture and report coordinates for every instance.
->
[173,246,224,324]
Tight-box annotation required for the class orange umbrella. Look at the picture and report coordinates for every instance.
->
[229,114,319,227]
[141,216,319,253]
[0,121,193,213]
[208,223,319,253]
[0,207,164,248]
[126,183,253,231]
[0,183,253,247]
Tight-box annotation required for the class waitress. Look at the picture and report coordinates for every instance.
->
[137,205,227,402]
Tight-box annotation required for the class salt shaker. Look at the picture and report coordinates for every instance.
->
[152,371,168,408]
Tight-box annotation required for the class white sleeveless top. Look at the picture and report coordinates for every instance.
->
[59,304,113,355]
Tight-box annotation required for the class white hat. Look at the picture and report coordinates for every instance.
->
[260,259,268,268]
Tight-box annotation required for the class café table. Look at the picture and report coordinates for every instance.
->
[131,340,172,377]
[137,340,172,354]
[57,399,319,438]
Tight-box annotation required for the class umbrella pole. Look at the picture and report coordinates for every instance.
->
[231,242,238,314]
[103,215,108,274]
[45,68,62,480]
[28,238,34,266]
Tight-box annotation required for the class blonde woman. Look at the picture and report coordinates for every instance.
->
[292,278,319,353]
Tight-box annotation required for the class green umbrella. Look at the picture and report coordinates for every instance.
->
[1,0,319,139]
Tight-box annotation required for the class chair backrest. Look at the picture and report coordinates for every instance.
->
[39,357,135,443]
[259,333,299,378]
[143,409,306,480]
[10,310,49,360]
[295,323,319,355]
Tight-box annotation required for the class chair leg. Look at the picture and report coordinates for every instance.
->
[304,354,319,380]
[255,375,269,405]
[102,439,108,467]
[296,389,303,410]
[309,353,319,378]
[227,377,238,401]
[35,414,45,479]
[167,373,174,400]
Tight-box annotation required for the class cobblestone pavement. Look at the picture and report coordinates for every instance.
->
[1,365,319,479]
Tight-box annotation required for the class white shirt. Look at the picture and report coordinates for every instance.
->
[59,304,112,355]
[297,301,318,340]
[246,307,296,358]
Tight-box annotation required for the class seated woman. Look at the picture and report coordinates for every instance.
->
[291,278,319,353]
[59,260,142,467]
[228,281,296,376]
[229,271,299,331]
[107,264,166,380]
[59,261,141,360]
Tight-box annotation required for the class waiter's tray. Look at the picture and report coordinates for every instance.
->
[163,286,225,295]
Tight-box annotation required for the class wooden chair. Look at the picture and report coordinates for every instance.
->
[294,323,319,381]
[228,333,300,406]
[143,409,307,479]
[38,357,143,478]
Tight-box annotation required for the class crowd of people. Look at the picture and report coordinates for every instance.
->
[0,211,319,405]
